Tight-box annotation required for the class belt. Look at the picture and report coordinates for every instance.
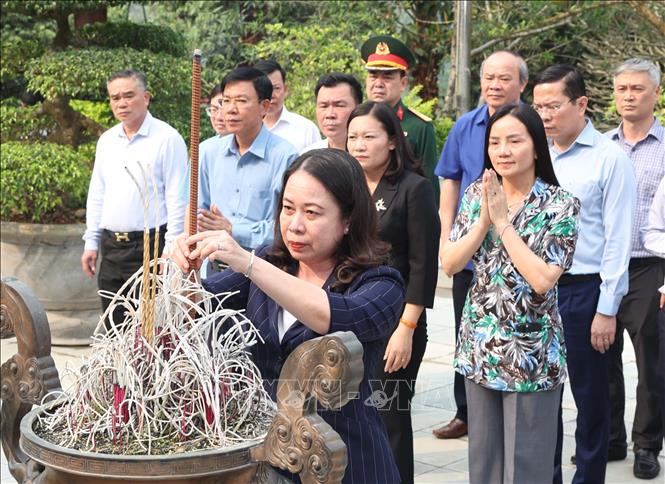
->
[558,273,599,286]
[629,256,662,270]
[103,224,167,243]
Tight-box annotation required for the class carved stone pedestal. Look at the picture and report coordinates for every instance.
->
[1,223,99,345]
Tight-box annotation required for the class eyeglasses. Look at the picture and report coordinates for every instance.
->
[531,98,577,115]
[205,106,220,117]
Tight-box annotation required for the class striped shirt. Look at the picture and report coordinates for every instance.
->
[607,118,665,258]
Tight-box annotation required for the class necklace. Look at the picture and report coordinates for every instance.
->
[507,191,529,219]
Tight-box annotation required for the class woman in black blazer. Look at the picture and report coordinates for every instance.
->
[347,101,441,484]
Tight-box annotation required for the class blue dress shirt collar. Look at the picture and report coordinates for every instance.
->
[227,124,270,159]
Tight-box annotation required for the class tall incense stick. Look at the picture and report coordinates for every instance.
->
[188,49,202,249]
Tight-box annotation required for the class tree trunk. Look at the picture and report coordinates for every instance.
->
[40,96,104,148]
[51,12,72,50]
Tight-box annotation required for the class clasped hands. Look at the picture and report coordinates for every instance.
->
[197,203,232,233]
[480,169,510,233]
[170,229,249,274]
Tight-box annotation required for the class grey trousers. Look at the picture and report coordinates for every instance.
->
[466,379,562,484]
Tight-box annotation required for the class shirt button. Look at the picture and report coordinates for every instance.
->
[231,212,235,216]
[236,188,239,192]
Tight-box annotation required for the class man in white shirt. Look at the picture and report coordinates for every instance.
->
[81,69,187,330]
[254,59,321,152]
[302,72,363,153]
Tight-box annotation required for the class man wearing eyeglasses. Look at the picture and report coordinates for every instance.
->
[180,68,297,273]
[533,65,636,484]
[205,84,228,137]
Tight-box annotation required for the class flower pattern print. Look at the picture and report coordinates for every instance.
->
[450,178,580,392]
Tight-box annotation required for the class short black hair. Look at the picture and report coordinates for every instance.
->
[254,59,286,83]
[208,82,223,103]
[315,73,363,105]
[107,69,148,91]
[483,103,559,187]
[533,64,586,100]
[220,66,273,101]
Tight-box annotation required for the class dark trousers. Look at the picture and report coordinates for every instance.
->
[553,276,608,484]
[372,314,428,484]
[658,306,665,440]
[98,227,165,331]
[609,260,664,453]
[452,270,473,423]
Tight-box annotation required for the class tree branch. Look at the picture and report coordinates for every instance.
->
[628,1,665,36]
[470,1,620,57]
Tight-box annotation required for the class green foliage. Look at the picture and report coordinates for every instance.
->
[403,85,437,118]
[75,21,186,57]
[139,0,256,89]
[0,103,57,142]
[0,142,93,223]
[433,116,454,155]
[0,32,48,99]
[403,84,453,151]
[69,100,115,129]
[2,1,120,17]
[250,22,369,122]
[25,47,192,138]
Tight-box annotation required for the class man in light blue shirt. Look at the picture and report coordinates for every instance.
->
[533,65,636,484]
[181,68,297,268]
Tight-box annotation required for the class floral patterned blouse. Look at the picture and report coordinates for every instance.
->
[451,178,580,392]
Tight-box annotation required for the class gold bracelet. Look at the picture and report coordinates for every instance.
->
[399,318,417,329]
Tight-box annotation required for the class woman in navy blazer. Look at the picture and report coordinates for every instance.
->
[171,149,402,483]
[348,101,441,484]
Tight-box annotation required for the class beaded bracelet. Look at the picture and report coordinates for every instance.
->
[400,318,417,329]
[244,249,255,278]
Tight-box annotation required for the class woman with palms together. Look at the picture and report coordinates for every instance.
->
[440,103,580,484]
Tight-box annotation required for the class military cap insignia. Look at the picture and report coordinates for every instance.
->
[376,42,390,55]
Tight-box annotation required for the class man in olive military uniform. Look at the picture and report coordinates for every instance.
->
[361,35,439,201]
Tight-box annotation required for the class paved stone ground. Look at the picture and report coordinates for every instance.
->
[1,285,662,483]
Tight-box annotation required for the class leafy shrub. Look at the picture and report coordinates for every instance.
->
[1,142,93,223]
[25,47,191,139]
[69,99,115,130]
[0,103,57,142]
[433,116,454,155]
[0,37,45,99]
[76,21,187,57]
